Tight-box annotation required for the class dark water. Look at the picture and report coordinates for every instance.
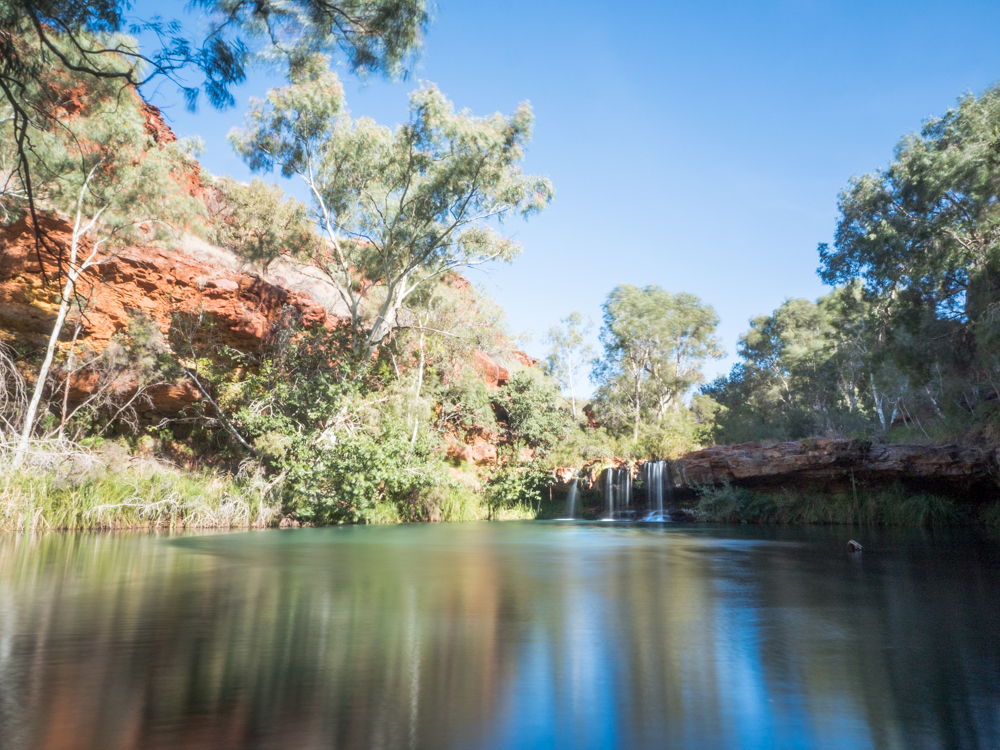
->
[1,523,999,750]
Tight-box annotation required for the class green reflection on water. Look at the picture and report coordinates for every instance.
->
[1,523,998,749]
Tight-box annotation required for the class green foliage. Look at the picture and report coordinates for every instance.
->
[492,370,571,455]
[695,482,967,526]
[417,483,473,521]
[206,176,322,267]
[0,444,281,530]
[484,458,549,518]
[3,0,427,113]
[0,47,201,240]
[543,311,593,419]
[590,284,721,444]
[229,54,554,357]
[701,87,1000,448]
[633,407,716,460]
[704,285,882,443]
[814,86,1000,443]
[284,430,440,524]
[187,319,438,524]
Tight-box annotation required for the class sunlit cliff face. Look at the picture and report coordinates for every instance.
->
[1,525,998,749]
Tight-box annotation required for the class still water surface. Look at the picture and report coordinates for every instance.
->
[1,523,999,749]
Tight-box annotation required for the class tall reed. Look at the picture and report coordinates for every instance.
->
[0,440,281,531]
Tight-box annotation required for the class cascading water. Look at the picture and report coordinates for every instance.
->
[565,474,579,519]
[642,460,674,521]
[603,465,633,520]
[604,468,614,518]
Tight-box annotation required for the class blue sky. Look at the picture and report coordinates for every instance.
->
[142,0,1000,390]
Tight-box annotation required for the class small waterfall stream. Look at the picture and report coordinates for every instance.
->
[642,460,674,521]
[603,466,633,519]
[565,474,579,519]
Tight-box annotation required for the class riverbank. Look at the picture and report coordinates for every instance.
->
[536,483,1000,526]
[0,456,280,532]
[692,482,1000,526]
[5,439,999,531]
[0,442,538,531]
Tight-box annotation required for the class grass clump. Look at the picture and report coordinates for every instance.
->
[0,442,281,531]
[694,481,970,526]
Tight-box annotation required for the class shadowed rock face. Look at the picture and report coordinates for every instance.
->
[555,439,998,500]
[671,439,998,498]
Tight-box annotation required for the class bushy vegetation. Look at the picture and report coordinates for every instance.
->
[4,13,1000,529]
[0,19,567,527]
[705,86,1000,447]
[0,445,280,531]
[541,286,722,466]
[694,482,977,526]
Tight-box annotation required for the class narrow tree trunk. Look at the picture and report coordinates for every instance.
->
[14,273,75,467]
[410,327,426,447]
[58,319,84,440]
[567,351,576,420]
[633,379,641,443]
[870,373,886,431]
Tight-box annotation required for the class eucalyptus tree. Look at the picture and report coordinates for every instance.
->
[543,311,593,420]
[593,284,721,441]
[0,0,427,279]
[207,176,322,267]
[229,55,554,360]
[704,284,921,443]
[6,69,199,466]
[820,85,1000,416]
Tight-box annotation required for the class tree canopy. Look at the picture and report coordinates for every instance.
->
[0,0,427,277]
[543,311,593,420]
[592,284,720,441]
[229,55,554,359]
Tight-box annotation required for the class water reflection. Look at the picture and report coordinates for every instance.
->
[0,524,999,749]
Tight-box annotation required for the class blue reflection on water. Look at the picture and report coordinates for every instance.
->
[1,523,999,749]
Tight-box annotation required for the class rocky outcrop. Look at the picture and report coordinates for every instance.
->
[472,349,509,390]
[555,439,998,499]
[670,439,996,496]
[0,217,329,351]
[0,216,331,414]
[445,425,499,465]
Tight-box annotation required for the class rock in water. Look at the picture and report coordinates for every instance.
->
[847,539,863,552]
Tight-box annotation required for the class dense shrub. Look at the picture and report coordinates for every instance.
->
[484,457,550,518]
[695,482,968,526]
[492,370,571,455]
[284,431,441,524]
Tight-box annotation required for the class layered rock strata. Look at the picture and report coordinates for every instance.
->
[559,439,997,499]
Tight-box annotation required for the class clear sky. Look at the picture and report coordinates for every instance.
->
[142,0,1000,391]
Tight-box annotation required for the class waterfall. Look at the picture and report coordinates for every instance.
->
[605,468,614,518]
[643,460,674,521]
[603,465,633,520]
[565,474,579,519]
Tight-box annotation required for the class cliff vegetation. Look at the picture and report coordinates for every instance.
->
[2,8,1000,528]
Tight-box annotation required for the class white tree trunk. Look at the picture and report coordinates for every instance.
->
[13,273,76,467]
[410,326,426,447]
[567,350,576,420]
[870,373,887,431]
